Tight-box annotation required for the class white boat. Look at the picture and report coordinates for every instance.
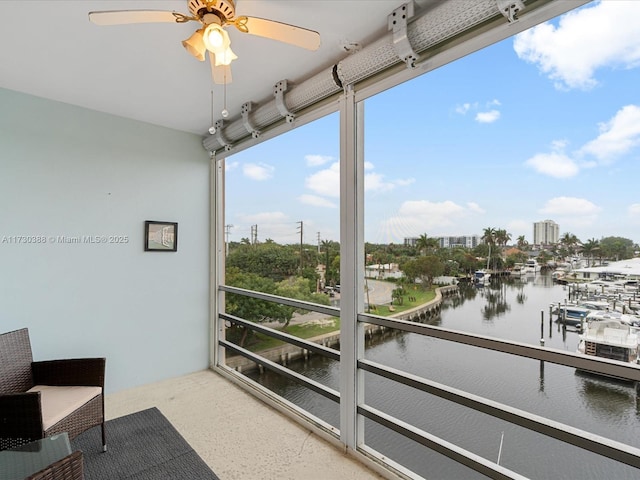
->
[578,300,611,311]
[523,259,540,275]
[577,319,640,365]
[510,263,524,276]
[586,310,640,327]
[473,270,491,286]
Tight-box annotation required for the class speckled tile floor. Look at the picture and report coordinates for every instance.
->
[105,369,386,480]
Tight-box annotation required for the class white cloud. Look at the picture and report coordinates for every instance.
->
[305,154,333,167]
[455,102,473,115]
[526,104,640,178]
[395,178,416,187]
[305,162,340,197]
[455,101,501,123]
[365,172,396,193]
[243,162,274,181]
[579,105,640,163]
[305,162,414,198]
[524,151,579,178]
[513,1,640,90]
[467,202,485,214]
[225,161,239,172]
[298,194,338,208]
[629,203,640,218]
[475,110,501,123]
[507,220,531,239]
[378,200,480,239]
[539,197,602,228]
[540,197,601,216]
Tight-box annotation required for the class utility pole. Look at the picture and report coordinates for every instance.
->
[297,221,303,272]
[224,224,233,256]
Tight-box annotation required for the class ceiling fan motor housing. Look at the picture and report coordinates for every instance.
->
[188,0,236,23]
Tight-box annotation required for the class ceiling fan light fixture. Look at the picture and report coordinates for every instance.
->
[182,29,206,61]
[203,23,234,58]
[214,46,237,66]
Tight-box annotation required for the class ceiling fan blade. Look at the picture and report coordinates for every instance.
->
[209,52,233,85]
[88,10,191,26]
[240,17,320,51]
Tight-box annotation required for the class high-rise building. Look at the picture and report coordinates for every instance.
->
[404,235,481,249]
[533,220,559,245]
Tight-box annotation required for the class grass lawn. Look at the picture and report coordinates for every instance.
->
[248,318,340,351]
[368,287,436,316]
[243,283,438,352]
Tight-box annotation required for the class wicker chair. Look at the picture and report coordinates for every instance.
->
[26,450,84,480]
[0,328,106,452]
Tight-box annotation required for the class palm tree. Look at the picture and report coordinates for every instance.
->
[560,233,580,256]
[516,235,529,251]
[416,233,439,256]
[482,227,496,270]
[581,238,600,267]
[495,229,511,248]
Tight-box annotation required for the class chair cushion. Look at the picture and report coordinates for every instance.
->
[27,385,102,430]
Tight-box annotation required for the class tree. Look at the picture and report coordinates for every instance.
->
[495,229,511,248]
[275,277,330,326]
[225,267,295,346]
[516,235,529,250]
[560,233,580,256]
[392,287,405,305]
[505,251,528,268]
[415,233,439,255]
[321,239,339,286]
[537,250,552,268]
[401,255,444,289]
[599,236,635,261]
[482,227,496,270]
[227,242,299,282]
[581,238,600,267]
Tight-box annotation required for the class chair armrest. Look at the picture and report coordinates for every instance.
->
[32,358,105,388]
[0,392,44,448]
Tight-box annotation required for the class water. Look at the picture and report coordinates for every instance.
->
[249,276,640,479]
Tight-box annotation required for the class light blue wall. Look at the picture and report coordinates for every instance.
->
[0,88,211,393]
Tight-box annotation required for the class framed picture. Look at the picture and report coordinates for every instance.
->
[144,221,178,252]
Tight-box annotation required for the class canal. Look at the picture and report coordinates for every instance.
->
[248,275,640,479]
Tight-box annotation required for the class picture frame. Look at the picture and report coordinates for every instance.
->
[144,221,178,252]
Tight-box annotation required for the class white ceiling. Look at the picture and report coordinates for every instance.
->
[0,0,435,136]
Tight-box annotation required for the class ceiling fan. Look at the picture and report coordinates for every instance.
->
[88,0,321,84]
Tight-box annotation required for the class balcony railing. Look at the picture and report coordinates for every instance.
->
[214,285,640,479]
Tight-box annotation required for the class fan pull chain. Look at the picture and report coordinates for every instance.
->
[208,89,216,135]
[221,73,229,118]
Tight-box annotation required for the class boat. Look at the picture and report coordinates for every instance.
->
[555,305,590,328]
[577,319,640,365]
[586,310,640,327]
[577,300,611,312]
[523,259,541,275]
[473,270,491,286]
[510,263,524,276]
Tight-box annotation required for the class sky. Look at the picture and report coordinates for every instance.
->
[224,1,640,247]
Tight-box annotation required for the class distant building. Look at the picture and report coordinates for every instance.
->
[404,235,481,249]
[438,235,482,248]
[533,220,559,245]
